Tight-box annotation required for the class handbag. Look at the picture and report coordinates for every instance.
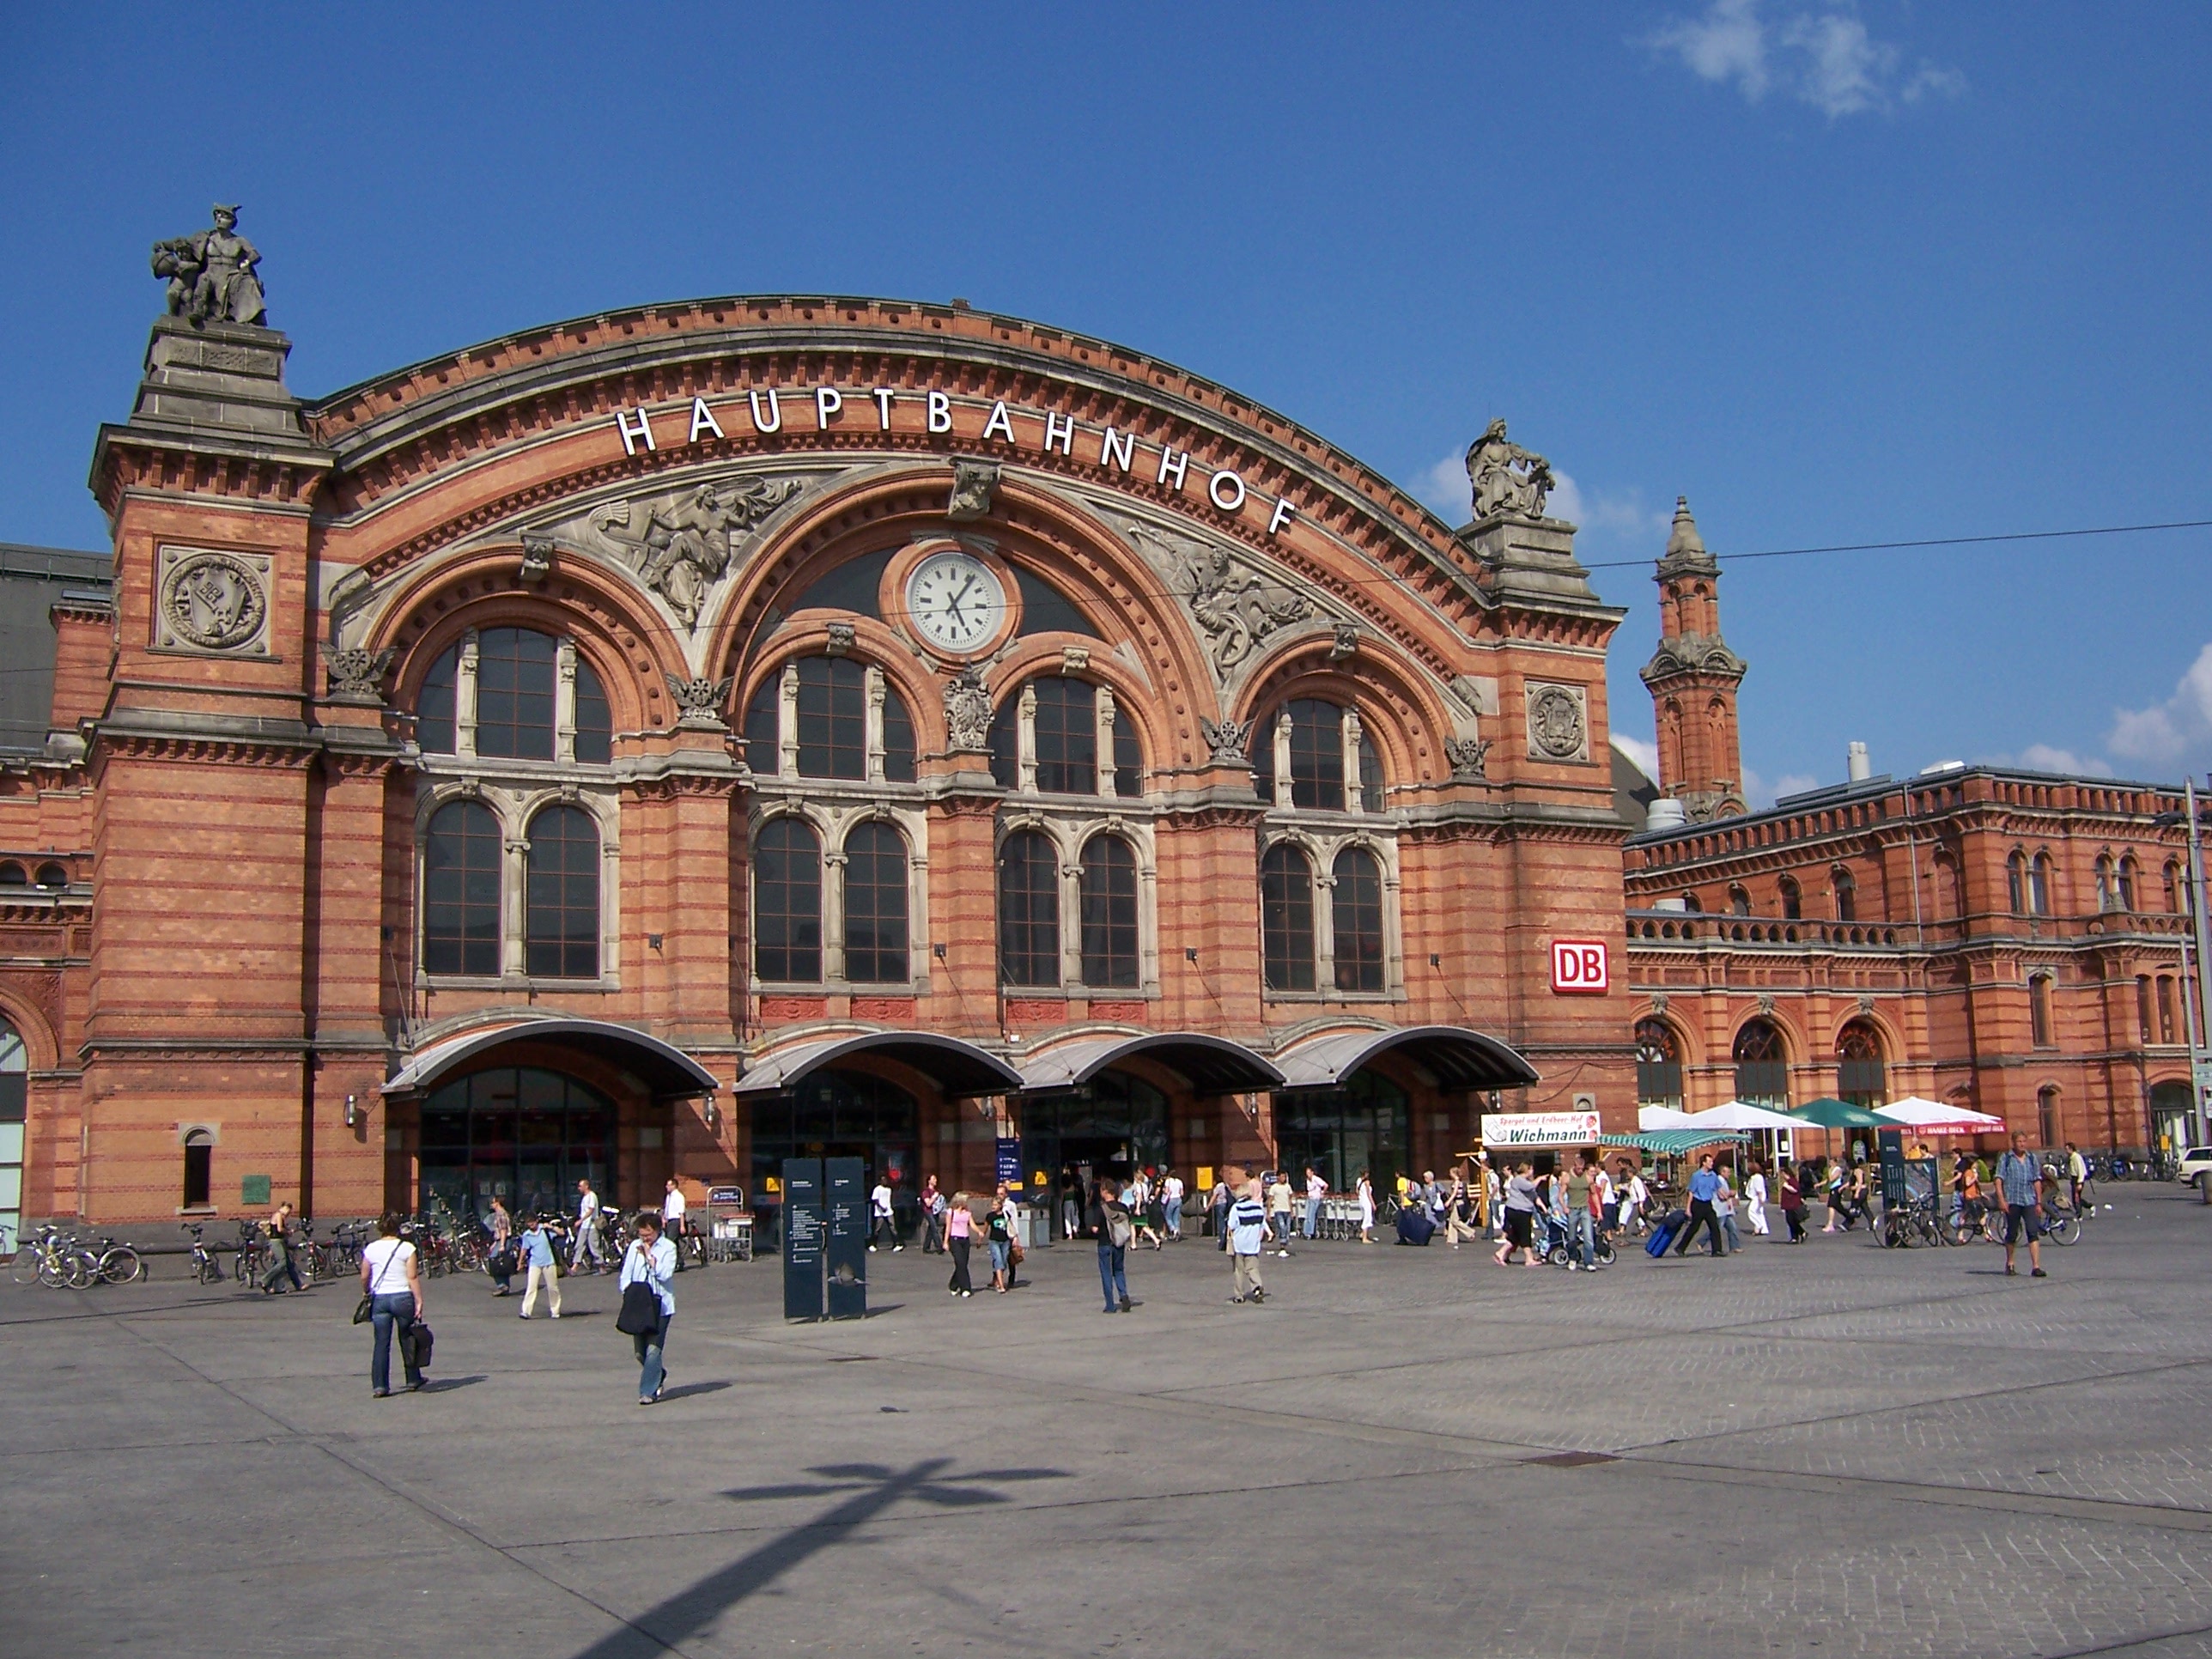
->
[488,1248,517,1279]
[351,1294,374,1325]
[617,1279,662,1335]
[399,1319,434,1370]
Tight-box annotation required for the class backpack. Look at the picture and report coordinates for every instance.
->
[1107,1208,1133,1249]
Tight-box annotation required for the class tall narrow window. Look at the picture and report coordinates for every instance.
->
[795,658,867,780]
[2096,856,2118,911]
[474,628,559,760]
[1355,728,1383,811]
[2008,852,2027,915]
[754,818,822,983]
[2118,857,2138,911]
[423,800,501,976]
[418,646,457,755]
[1732,1018,1790,1108]
[880,688,916,783]
[988,697,1020,788]
[998,831,1060,987]
[525,805,600,978]
[2165,860,2182,914]
[842,822,910,984]
[2138,975,2156,1043]
[1030,678,1097,794]
[1331,847,1386,992]
[2159,975,2179,1045]
[743,678,781,776]
[1285,701,1345,810]
[1261,842,1316,992]
[1778,875,1802,921]
[2029,854,2053,917]
[181,1128,212,1211]
[1729,884,1752,916]
[2029,973,2054,1046]
[1079,835,1140,988]
[573,657,612,764]
[1111,710,1143,797]
[1832,868,1857,923]
[2038,1085,2061,1146]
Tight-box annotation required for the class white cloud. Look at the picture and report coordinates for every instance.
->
[1645,1,1964,119]
[1742,763,1821,809]
[1414,453,1468,520]
[1415,451,1669,546]
[2014,744,2112,778]
[1612,732,1660,782]
[2109,642,2212,767]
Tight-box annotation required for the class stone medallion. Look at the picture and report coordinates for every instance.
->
[1525,681,1589,763]
[155,547,273,656]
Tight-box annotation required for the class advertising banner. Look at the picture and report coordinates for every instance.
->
[1479,1111,1602,1147]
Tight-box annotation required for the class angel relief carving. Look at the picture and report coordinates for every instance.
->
[1125,521,1311,682]
[586,477,803,629]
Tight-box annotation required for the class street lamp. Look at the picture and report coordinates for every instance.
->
[2153,779,2212,1149]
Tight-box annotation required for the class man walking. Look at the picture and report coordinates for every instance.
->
[571,1178,605,1274]
[1996,1131,2049,1279]
[1225,1167,1268,1304]
[1266,1170,1295,1255]
[1672,1153,1729,1258]
[518,1214,562,1318]
[1563,1152,1599,1271]
[662,1176,688,1270]
[869,1174,902,1252]
[1303,1165,1328,1240]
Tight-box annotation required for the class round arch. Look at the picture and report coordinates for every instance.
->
[1234,635,1455,793]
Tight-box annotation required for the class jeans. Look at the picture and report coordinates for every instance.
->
[1097,1242,1127,1309]
[1569,1209,1597,1267]
[1303,1196,1322,1239]
[1164,1197,1182,1237]
[1721,1213,1743,1253]
[921,1213,944,1253]
[633,1310,672,1400]
[1271,1212,1293,1247]
[369,1292,422,1393]
[988,1238,1011,1278]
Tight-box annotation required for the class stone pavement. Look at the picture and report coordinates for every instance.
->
[5,1188,2211,1659]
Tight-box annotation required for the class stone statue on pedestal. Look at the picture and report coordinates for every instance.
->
[1465,419,1553,521]
[151,205,266,327]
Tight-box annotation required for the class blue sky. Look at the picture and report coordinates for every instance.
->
[3,3,2208,800]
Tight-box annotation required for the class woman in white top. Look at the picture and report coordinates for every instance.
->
[1357,1171,1376,1243]
[359,1211,426,1397]
[619,1211,678,1405]
[1745,1163,1771,1235]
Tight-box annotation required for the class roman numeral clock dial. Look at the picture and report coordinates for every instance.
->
[904,551,1006,653]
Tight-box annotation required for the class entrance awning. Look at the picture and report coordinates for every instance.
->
[382,1017,721,1102]
[1017,1031,1285,1096]
[1274,1024,1540,1091]
[735,1031,1023,1098]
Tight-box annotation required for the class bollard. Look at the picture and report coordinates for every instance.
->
[2200,1170,2211,1205]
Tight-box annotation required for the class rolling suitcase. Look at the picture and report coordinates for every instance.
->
[1645,1208,1689,1257]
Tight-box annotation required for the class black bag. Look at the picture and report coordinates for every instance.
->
[487,1249,517,1279]
[351,1294,374,1325]
[617,1279,662,1336]
[399,1318,434,1370]
[1395,1209,1436,1246]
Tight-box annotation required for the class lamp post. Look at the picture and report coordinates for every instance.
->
[2188,779,2212,1149]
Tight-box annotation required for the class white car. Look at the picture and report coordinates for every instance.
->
[2177,1147,2212,1183]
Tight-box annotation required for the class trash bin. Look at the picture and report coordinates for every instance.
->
[2198,1170,2211,1205]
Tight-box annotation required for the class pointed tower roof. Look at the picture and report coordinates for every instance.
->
[1656,495,1717,576]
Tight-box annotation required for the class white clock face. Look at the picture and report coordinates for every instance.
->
[904,551,1007,653]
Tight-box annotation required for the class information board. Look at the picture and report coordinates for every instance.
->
[781,1158,824,1321]
[824,1156,867,1320]
[994,1138,1024,1188]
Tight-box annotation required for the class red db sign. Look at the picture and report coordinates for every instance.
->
[1551,939,1609,995]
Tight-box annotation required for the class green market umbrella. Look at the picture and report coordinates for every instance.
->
[1790,1097,1888,1130]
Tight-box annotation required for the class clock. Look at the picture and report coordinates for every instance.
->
[903,550,1007,653]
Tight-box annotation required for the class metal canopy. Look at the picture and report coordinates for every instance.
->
[735,1031,1024,1098]
[382,1018,721,1102]
[1018,1031,1285,1096]
[1274,1024,1540,1092]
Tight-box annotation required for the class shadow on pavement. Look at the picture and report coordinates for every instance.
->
[653,1381,731,1402]
[421,1375,487,1393]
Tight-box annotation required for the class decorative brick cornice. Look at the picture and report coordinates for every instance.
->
[95,732,317,769]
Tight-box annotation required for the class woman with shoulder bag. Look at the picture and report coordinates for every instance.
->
[617,1212,678,1405]
[359,1211,426,1398]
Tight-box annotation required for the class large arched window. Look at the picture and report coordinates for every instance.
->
[416,628,611,762]
[524,805,600,978]
[1261,843,1316,992]
[0,1019,23,1249]
[754,819,822,983]
[1079,835,1140,988]
[1732,1017,1789,1108]
[1252,699,1382,811]
[1836,1018,1886,1109]
[423,800,501,976]
[988,677,1141,796]
[1635,1018,1683,1109]
[998,831,1060,987]
[744,657,915,781]
[842,822,910,985]
[1331,847,1386,993]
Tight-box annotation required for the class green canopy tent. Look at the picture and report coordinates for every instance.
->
[1790,1097,1887,1129]
[1601,1131,1753,1154]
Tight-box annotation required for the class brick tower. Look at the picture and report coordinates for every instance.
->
[1640,497,1747,822]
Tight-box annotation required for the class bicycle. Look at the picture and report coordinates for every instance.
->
[184,1222,225,1285]
[83,1235,144,1285]
[1876,1199,1943,1249]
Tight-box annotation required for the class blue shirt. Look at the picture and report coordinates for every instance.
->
[1688,1168,1721,1203]
[1996,1152,2041,1206]
[521,1225,554,1268]
[619,1235,678,1315]
[1228,1194,1268,1255]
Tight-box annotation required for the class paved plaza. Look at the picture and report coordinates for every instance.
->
[6,1191,2212,1658]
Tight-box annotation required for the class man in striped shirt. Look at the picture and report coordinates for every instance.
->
[1225,1167,1269,1304]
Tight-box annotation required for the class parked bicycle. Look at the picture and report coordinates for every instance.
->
[184,1222,226,1285]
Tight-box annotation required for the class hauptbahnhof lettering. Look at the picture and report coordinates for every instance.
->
[0,245,2195,1246]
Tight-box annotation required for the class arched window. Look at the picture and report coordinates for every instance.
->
[1728,884,1752,917]
[0,862,23,886]
[842,822,910,985]
[524,805,600,978]
[797,657,869,779]
[2118,856,2138,911]
[1252,700,1381,811]
[988,677,1139,796]
[2165,859,2182,914]
[998,831,1060,987]
[1079,835,1140,989]
[181,1127,212,1212]
[2038,1085,2061,1146]
[2095,855,2117,911]
[573,656,612,764]
[2029,973,2054,1047]
[1778,875,1802,921]
[753,818,821,983]
[2008,852,2027,915]
[1680,891,1703,914]
[1260,843,1316,991]
[1732,1017,1789,1108]
[1331,847,1386,993]
[1837,1018,1886,1109]
[422,800,501,976]
[418,647,457,754]
[0,1019,22,1247]
[2029,853,2053,917]
[1635,1018,1683,1109]
[743,656,918,783]
[476,628,559,760]
[1832,867,1856,923]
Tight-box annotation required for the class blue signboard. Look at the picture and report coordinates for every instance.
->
[995,1138,1023,1188]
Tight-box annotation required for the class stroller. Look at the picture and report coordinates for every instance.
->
[1540,1209,1615,1269]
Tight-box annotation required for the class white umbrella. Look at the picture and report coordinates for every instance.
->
[1684,1099,1807,1132]
[1875,1097,2006,1133]
[1638,1104,1695,1130]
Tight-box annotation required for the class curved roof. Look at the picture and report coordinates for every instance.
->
[1274,1024,1540,1091]
[735,1031,1024,1098]
[1018,1031,1285,1096]
[382,1018,720,1100]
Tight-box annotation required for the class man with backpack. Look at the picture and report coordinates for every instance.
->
[1996,1132,2049,1279]
[1224,1166,1268,1304]
[1086,1176,1135,1313]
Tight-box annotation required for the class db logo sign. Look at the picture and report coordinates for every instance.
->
[1550,939,1609,995]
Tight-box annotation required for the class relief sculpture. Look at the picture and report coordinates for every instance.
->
[1127,521,1311,682]
[590,477,803,630]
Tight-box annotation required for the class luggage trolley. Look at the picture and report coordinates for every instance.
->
[706,1185,754,1262]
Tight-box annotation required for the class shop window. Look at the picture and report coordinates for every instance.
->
[1331,847,1386,993]
[1079,835,1140,989]
[997,830,1060,988]
[1261,843,1316,992]
[1252,700,1381,812]
[754,819,822,983]
[1778,875,1802,921]
[1732,1017,1789,1108]
[1635,1018,1683,1109]
[1273,1071,1409,1199]
[422,800,502,976]
[842,822,910,985]
[418,1066,615,1222]
[1836,1018,1886,1109]
[0,1022,24,1249]
[523,805,600,979]
[181,1127,212,1212]
[2029,974,2054,1047]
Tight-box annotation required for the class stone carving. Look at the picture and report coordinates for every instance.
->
[151,205,267,327]
[947,459,1000,521]
[1526,682,1589,763]
[158,549,268,653]
[663,672,733,731]
[1445,736,1492,781]
[823,621,855,658]
[321,643,396,704]
[1200,716,1255,766]
[945,665,994,751]
[1641,632,1747,680]
[1129,522,1310,681]
[519,534,553,586]
[1061,646,1090,673]
[1329,623,1359,661]
[1448,674,1497,718]
[592,477,802,630]
[1465,419,1554,522]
